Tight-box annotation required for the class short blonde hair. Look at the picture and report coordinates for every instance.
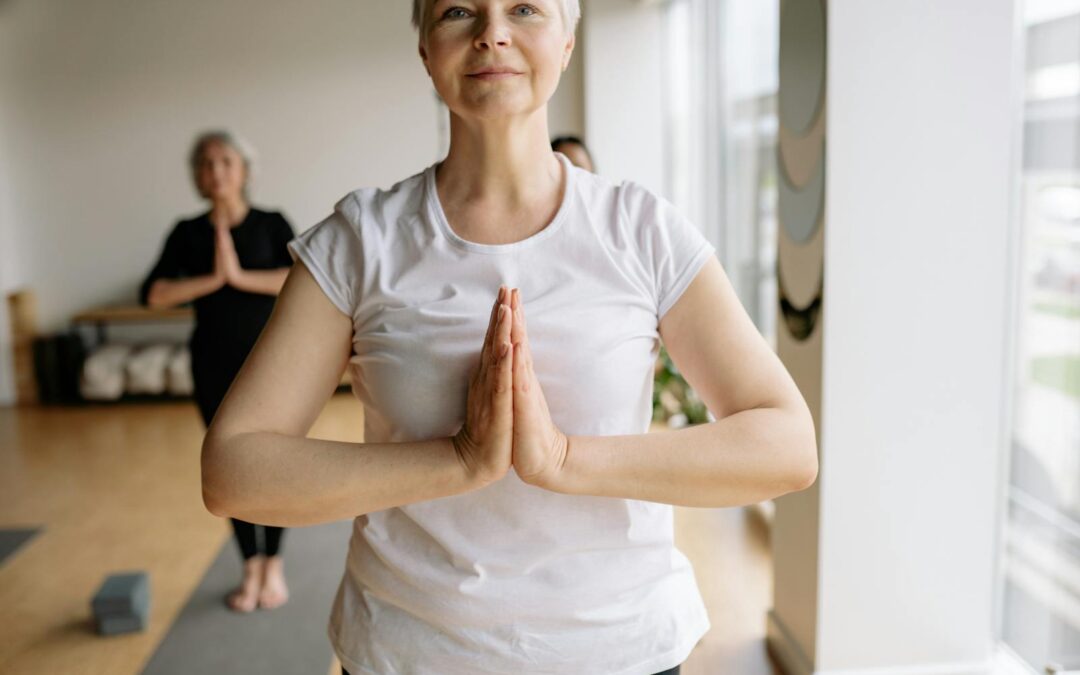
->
[411,0,581,41]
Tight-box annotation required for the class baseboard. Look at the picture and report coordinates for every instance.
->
[767,609,1002,675]
[767,609,815,675]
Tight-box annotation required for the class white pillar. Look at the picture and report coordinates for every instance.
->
[768,0,1018,672]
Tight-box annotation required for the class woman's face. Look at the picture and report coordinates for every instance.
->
[195,141,247,202]
[420,0,574,122]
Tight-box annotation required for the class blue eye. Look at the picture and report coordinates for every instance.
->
[440,4,538,21]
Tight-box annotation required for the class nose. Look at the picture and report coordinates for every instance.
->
[473,13,511,50]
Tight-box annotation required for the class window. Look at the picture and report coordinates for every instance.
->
[1000,0,1080,669]
[663,0,780,347]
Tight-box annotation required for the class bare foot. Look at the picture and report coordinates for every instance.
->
[258,555,289,610]
[227,555,264,613]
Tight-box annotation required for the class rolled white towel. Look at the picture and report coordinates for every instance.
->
[126,343,174,394]
[166,346,194,396]
[80,344,134,401]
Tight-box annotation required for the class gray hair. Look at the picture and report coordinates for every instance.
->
[188,130,257,199]
[411,1,581,41]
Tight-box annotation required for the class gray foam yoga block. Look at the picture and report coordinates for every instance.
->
[97,612,147,636]
[91,571,150,635]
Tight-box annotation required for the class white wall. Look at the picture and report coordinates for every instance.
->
[0,0,584,405]
[582,0,668,195]
[766,0,1017,671]
[0,3,23,405]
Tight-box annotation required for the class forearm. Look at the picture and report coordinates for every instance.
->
[232,268,290,296]
[201,432,480,526]
[147,274,223,308]
[550,406,818,507]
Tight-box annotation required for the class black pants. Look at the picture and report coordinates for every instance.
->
[343,667,681,675]
[193,343,285,561]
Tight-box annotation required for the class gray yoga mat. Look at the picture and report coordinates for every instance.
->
[141,519,352,675]
[0,527,42,566]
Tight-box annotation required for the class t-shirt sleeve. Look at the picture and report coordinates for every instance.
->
[621,181,717,320]
[286,193,363,318]
[272,213,297,268]
[138,223,188,307]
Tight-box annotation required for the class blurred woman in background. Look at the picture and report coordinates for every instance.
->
[140,130,296,613]
[551,134,595,172]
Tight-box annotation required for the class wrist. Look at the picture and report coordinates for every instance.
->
[227,267,246,288]
[450,433,505,489]
[522,432,571,492]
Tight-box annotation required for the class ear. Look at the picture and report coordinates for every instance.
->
[562,33,575,71]
[418,40,431,77]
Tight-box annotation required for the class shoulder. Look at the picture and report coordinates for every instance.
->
[573,169,683,238]
[166,213,208,240]
[247,206,280,220]
[286,174,430,319]
[328,168,428,235]
[582,174,712,281]
[246,206,295,233]
[614,178,678,225]
[572,167,671,214]
[176,211,209,227]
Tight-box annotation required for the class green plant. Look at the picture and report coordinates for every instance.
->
[652,344,710,427]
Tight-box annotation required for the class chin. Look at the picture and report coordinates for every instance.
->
[454,96,546,121]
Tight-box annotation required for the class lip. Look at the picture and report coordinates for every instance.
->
[468,73,520,81]
[467,68,522,78]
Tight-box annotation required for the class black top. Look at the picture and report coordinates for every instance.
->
[139,207,296,352]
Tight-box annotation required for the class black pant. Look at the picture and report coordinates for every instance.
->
[343,666,681,675]
[193,343,286,561]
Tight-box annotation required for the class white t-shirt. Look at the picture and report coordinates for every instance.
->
[287,151,716,675]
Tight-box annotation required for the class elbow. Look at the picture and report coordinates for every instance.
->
[788,417,819,492]
[202,483,228,518]
[144,280,174,310]
[200,433,234,518]
[203,468,230,516]
[143,283,161,309]
[790,447,818,491]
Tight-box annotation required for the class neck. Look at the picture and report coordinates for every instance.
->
[436,108,561,207]
[209,195,249,227]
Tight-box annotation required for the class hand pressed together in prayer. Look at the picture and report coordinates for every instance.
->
[213,223,244,286]
[453,285,569,489]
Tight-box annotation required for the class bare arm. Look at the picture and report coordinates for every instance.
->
[146,274,225,309]
[141,224,223,309]
[554,409,814,507]
[538,257,818,506]
[229,268,291,296]
[201,260,502,527]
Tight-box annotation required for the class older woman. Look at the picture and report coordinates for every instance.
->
[202,1,818,673]
[140,131,295,614]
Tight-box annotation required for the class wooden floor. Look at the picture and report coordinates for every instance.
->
[0,393,781,675]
